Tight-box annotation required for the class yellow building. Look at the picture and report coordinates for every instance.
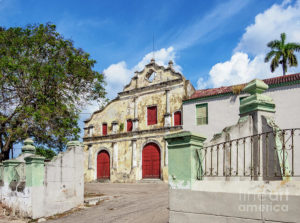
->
[83,59,195,182]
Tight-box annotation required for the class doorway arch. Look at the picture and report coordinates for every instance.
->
[142,143,160,179]
[97,150,110,180]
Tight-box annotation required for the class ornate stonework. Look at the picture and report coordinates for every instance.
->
[83,60,195,182]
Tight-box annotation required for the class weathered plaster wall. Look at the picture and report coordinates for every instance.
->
[183,84,300,141]
[86,83,186,134]
[84,133,169,182]
[40,144,84,218]
[83,61,194,183]
[0,141,84,219]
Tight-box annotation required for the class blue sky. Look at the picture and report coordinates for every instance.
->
[1,0,300,155]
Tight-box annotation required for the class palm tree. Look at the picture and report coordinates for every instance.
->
[265,33,300,75]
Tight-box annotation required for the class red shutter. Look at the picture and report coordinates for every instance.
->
[102,123,107,136]
[147,106,157,125]
[174,111,182,126]
[127,119,133,132]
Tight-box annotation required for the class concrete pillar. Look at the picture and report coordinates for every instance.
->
[164,89,171,127]
[24,155,45,187]
[164,131,206,189]
[132,140,137,168]
[239,79,276,180]
[113,142,118,169]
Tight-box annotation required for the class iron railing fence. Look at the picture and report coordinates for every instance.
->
[196,128,300,180]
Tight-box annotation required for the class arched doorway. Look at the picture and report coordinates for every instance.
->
[97,150,110,180]
[142,143,160,178]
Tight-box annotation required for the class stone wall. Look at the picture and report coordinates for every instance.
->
[0,139,84,219]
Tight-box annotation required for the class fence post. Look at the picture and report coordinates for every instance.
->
[240,79,276,180]
[164,131,206,189]
[23,139,45,187]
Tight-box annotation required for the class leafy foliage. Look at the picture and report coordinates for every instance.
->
[0,23,106,161]
[265,33,300,75]
[35,146,56,160]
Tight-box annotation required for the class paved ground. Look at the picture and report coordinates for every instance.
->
[47,182,169,223]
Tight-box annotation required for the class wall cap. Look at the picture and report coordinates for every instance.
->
[66,141,82,147]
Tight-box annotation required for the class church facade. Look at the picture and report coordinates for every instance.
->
[83,59,195,182]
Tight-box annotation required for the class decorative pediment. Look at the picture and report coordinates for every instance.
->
[123,59,184,92]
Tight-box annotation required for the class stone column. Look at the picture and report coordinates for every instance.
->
[132,139,137,168]
[164,89,171,127]
[164,140,168,166]
[164,131,206,189]
[24,155,45,187]
[113,142,118,169]
[133,97,139,131]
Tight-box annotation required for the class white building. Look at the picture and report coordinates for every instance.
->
[183,73,300,140]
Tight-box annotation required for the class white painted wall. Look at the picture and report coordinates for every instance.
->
[183,84,300,141]
[0,143,84,219]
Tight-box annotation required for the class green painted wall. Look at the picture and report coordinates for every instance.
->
[2,159,23,183]
[165,131,206,189]
[24,155,45,187]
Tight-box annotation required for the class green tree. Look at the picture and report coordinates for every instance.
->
[35,146,56,160]
[265,33,300,75]
[0,23,106,161]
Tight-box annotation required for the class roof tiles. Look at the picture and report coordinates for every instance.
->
[189,73,300,100]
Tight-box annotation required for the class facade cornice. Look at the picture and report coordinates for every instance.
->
[83,125,183,142]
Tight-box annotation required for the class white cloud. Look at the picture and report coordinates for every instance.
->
[235,0,300,55]
[208,53,272,87]
[197,0,300,89]
[197,77,209,90]
[134,47,181,72]
[103,46,180,99]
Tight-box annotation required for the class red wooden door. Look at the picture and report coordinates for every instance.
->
[174,111,182,126]
[97,151,110,179]
[142,143,160,178]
